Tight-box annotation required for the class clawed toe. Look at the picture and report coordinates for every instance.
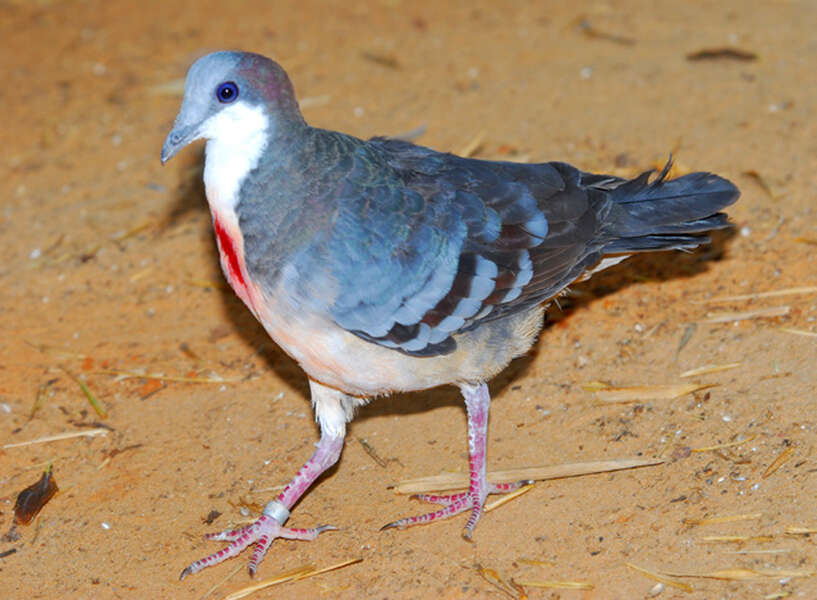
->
[180,515,336,580]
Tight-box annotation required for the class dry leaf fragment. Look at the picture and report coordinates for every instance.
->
[14,468,58,525]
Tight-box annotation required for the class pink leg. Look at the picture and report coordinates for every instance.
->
[180,433,344,579]
[381,383,532,538]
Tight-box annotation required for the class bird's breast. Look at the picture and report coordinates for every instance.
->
[210,211,264,319]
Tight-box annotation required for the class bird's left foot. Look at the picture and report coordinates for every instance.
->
[179,514,336,580]
[380,480,531,539]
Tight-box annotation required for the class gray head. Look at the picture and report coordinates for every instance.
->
[161,51,304,163]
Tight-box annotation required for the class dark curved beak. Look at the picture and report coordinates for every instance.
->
[161,124,198,164]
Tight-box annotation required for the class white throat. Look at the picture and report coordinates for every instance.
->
[202,103,270,216]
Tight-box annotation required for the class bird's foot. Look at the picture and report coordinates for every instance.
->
[380,479,531,539]
[180,514,336,579]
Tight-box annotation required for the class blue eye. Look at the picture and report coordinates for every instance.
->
[216,81,238,103]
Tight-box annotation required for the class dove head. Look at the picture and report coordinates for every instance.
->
[161,51,304,163]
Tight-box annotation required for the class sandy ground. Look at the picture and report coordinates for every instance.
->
[2,1,817,598]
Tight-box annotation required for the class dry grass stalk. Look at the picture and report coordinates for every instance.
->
[3,428,109,449]
[358,437,388,468]
[515,579,594,591]
[222,565,315,600]
[222,558,361,600]
[781,327,817,338]
[785,526,817,534]
[129,266,154,282]
[702,305,790,323]
[292,557,362,581]
[694,286,817,304]
[460,130,486,158]
[97,369,241,384]
[666,567,814,581]
[485,483,535,512]
[589,383,716,403]
[61,367,107,418]
[702,535,774,543]
[691,434,756,453]
[625,562,693,592]
[762,446,794,479]
[517,558,555,567]
[393,457,663,494]
[680,363,741,378]
[685,513,762,527]
[200,563,244,600]
[724,549,791,555]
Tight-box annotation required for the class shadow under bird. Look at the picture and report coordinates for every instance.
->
[161,50,739,579]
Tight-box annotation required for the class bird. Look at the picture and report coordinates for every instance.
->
[161,50,739,580]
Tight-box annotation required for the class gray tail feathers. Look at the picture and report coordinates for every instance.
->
[602,161,739,254]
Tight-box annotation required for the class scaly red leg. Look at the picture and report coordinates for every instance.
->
[180,432,344,579]
[381,383,532,538]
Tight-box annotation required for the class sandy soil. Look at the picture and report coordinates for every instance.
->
[2,1,817,598]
